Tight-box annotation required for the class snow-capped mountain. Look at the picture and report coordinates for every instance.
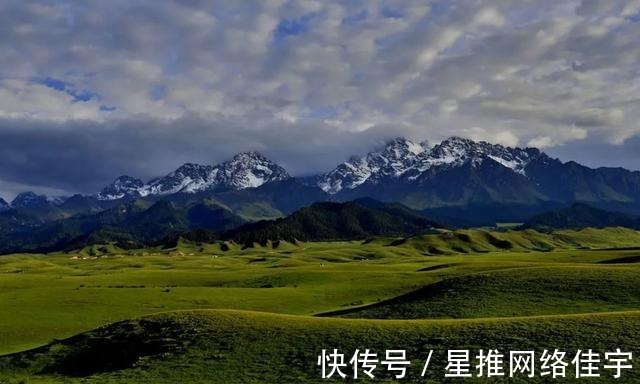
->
[140,163,217,196]
[422,136,541,175]
[318,138,431,194]
[317,136,544,194]
[218,152,290,189]
[98,152,290,200]
[98,175,145,200]
[6,135,640,234]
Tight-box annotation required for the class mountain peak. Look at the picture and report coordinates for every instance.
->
[11,191,49,208]
[231,151,268,161]
[175,162,210,171]
[441,136,476,145]
[220,151,290,189]
[319,136,548,194]
[424,136,544,174]
[382,137,427,156]
[318,138,427,193]
[98,175,145,200]
[98,152,290,200]
[114,175,143,184]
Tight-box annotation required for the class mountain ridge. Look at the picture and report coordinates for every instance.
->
[312,136,640,213]
[521,203,640,231]
[222,198,440,245]
[97,152,290,200]
[0,199,248,254]
[316,137,545,195]
[6,136,640,231]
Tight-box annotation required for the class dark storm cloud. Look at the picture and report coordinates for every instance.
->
[1,0,640,198]
[546,134,640,171]
[0,116,397,197]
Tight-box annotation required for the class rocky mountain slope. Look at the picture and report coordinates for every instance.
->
[315,137,640,215]
[97,152,290,200]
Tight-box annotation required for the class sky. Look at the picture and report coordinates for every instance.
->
[1,0,640,200]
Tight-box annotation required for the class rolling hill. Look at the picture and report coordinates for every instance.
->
[2,309,640,382]
[0,199,246,253]
[223,198,440,245]
[521,203,640,230]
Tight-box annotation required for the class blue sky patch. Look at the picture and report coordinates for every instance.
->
[38,77,67,91]
[381,7,403,19]
[308,105,338,120]
[34,76,99,103]
[100,105,116,112]
[343,9,367,25]
[274,12,320,40]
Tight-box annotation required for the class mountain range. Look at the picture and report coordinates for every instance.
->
[224,198,440,246]
[4,136,640,253]
[316,137,640,219]
[9,136,640,212]
[0,199,248,253]
[97,152,290,200]
[521,203,640,231]
[0,198,440,253]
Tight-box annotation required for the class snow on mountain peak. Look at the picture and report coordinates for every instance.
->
[319,136,545,193]
[97,153,289,200]
[380,137,428,158]
[218,151,290,189]
[93,137,545,200]
[416,136,542,174]
[97,175,145,200]
[318,137,427,193]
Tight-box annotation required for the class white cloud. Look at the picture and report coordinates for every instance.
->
[0,0,640,195]
[0,79,103,121]
[494,130,520,147]
[528,136,554,148]
[473,7,506,27]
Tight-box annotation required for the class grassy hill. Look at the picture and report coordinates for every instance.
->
[2,309,640,383]
[323,266,640,319]
[223,198,440,245]
[0,199,246,254]
[2,227,640,382]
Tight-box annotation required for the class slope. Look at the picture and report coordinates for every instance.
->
[521,203,640,230]
[0,199,246,254]
[223,199,440,245]
[1,310,640,383]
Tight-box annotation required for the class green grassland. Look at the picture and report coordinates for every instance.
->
[2,227,640,382]
[3,310,640,383]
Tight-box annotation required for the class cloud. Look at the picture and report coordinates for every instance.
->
[0,114,401,199]
[528,136,553,148]
[494,131,520,147]
[480,102,625,128]
[0,79,103,121]
[1,0,640,198]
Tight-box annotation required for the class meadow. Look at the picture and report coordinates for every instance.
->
[2,227,640,382]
